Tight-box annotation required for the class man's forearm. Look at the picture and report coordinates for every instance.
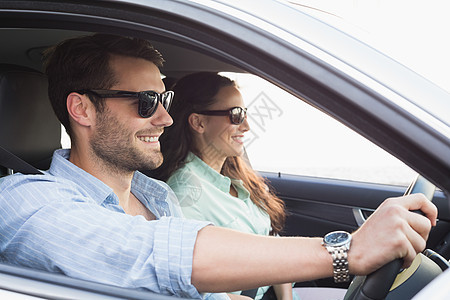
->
[191,194,437,292]
[191,194,438,294]
[191,226,333,293]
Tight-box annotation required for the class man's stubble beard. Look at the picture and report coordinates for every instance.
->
[90,109,163,174]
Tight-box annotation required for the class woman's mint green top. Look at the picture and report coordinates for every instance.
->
[167,153,272,235]
[167,152,271,299]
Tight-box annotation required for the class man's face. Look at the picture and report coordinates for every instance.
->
[90,55,173,173]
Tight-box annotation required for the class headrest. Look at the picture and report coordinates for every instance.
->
[0,64,61,170]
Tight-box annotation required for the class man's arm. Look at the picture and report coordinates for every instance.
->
[191,193,437,293]
[192,227,331,292]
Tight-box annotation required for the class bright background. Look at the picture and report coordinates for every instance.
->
[225,0,450,186]
[287,0,450,93]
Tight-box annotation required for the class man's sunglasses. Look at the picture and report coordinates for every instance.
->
[76,89,174,118]
[196,106,247,125]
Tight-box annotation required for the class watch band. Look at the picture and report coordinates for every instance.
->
[323,231,352,283]
[326,245,350,283]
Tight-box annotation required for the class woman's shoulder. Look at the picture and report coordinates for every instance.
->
[167,162,201,189]
[166,163,207,209]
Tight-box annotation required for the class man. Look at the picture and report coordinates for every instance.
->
[0,34,437,299]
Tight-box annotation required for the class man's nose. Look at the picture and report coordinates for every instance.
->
[150,102,173,127]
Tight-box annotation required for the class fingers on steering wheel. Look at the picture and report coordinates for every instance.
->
[402,241,418,268]
[407,210,433,241]
[404,219,427,252]
[386,194,437,226]
[383,202,428,263]
[391,220,424,268]
[403,193,438,226]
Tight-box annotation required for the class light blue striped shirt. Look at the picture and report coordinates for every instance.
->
[0,149,226,299]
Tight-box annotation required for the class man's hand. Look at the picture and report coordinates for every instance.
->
[349,193,437,275]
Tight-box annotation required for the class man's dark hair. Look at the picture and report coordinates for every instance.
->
[44,34,164,137]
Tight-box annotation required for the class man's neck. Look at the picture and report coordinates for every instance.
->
[69,145,137,214]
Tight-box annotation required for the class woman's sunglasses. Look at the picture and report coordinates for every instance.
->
[76,89,174,118]
[196,106,247,125]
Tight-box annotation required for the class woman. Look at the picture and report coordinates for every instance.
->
[152,72,294,300]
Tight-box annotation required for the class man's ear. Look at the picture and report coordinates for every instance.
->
[66,92,95,127]
[188,113,205,134]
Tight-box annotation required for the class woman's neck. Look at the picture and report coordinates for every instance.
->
[197,151,226,173]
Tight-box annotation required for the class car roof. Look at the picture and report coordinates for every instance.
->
[0,28,242,77]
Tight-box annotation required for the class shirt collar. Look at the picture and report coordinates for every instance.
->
[132,171,168,200]
[49,149,114,205]
[185,152,232,193]
[131,171,172,218]
[48,149,171,213]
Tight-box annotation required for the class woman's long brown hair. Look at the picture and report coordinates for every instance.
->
[150,72,286,235]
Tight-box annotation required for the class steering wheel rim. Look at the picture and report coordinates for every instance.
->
[344,175,436,300]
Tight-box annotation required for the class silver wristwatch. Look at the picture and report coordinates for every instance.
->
[322,231,352,283]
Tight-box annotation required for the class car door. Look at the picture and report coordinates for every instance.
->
[0,0,448,296]
[264,173,450,288]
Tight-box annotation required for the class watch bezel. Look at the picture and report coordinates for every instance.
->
[323,231,352,247]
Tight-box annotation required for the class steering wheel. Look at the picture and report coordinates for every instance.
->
[344,175,436,300]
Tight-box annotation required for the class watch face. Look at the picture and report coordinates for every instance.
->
[324,231,351,246]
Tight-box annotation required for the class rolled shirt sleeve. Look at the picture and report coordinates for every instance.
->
[154,216,210,297]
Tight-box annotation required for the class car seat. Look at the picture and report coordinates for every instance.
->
[0,64,61,176]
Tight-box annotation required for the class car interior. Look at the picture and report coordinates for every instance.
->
[0,28,242,177]
[0,5,449,299]
[0,63,60,175]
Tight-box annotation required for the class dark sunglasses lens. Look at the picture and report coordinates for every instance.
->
[230,107,246,124]
[161,91,174,112]
[138,92,158,118]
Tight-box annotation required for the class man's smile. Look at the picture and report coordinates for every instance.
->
[138,135,160,143]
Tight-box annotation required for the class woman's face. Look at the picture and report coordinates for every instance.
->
[198,85,250,160]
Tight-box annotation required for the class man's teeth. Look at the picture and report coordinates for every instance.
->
[139,136,158,142]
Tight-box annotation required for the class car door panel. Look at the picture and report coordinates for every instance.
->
[262,172,450,260]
